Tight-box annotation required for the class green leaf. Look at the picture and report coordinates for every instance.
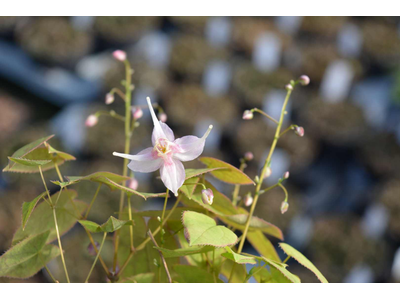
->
[182,211,238,247]
[124,273,155,283]
[12,190,87,245]
[21,191,47,230]
[199,157,255,185]
[220,259,247,283]
[279,243,328,283]
[8,157,52,167]
[63,172,130,190]
[173,265,221,283]
[180,177,200,200]
[0,231,60,279]
[221,247,257,265]
[3,135,76,173]
[221,214,283,240]
[184,168,226,180]
[246,231,281,262]
[78,216,134,233]
[154,245,214,258]
[262,257,301,283]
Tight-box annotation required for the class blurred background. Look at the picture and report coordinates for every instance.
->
[1,16,400,283]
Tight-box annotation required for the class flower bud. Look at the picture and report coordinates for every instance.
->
[201,188,214,205]
[128,178,138,190]
[132,107,143,120]
[244,151,254,161]
[85,115,98,127]
[264,167,272,179]
[243,194,253,207]
[298,75,310,86]
[295,126,304,137]
[242,110,253,120]
[281,201,289,214]
[105,93,114,105]
[112,50,127,61]
[159,113,167,122]
[285,84,293,91]
[87,241,100,256]
[284,171,290,179]
[157,216,161,223]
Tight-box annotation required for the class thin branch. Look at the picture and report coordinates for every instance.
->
[147,230,172,283]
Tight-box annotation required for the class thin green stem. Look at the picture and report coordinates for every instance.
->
[38,166,52,205]
[253,108,279,125]
[113,58,133,273]
[212,248,217,283]
[95,110,125,122]
[278,183,288,201]
[127,195,134,251]
[44,265,58,283]
[232,161,246,206]
[110,87,126,102]
[84,184,102,219]
[148,230,172,283]
[118,195,182,277]
[161,189,169,221]
[283,255,291,264]
[279,125,295,138]
[54,164,63,183]
[85,232,107,283]
[52,207,70,283]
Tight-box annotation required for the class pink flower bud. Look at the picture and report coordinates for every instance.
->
[242,110,253,120]
[87,241,100,256]
[105,93,114,105]
[244,194,253,207]
[201,188,214,205]
[264,167,272,179]
[285,84,293,91]
[128,178,138,190]
[244,151,254,161]
[284,171,290,179]
[295,126,304,137]
[281,201,289,214]
[113,50,127,61]
[85,115,98,127]
[299,75,310,86]
[159,113,167,122]
[132,107,143,119]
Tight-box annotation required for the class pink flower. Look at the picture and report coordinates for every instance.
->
[113,50,127,61]
[113,97,213,196]
[132,107,143,119]
[85,115,98,127]
[128,178,139,190]
[105,93,114,105]
[201,188,214,205]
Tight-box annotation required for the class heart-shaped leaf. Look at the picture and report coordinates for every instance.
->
[182,211,238,247]
[12,190,87,245]
[221,247,257,265]
[21,191,47,230]
[199,157,255,185]
[0,231,60,279]
[279,243,328,283]
[63,172,130,190]
[102,178,167,200]
[79,216,134,233]
[8,157,52,167]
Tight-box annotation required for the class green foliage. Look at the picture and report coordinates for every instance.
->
[182,211,238,247]
[0,231,60,278]
[124,273,155,283]
[155,245,215,258]
[262,257,301,283]
[62,172,130,190]
[184,168,226,180]
[78,216,134,233]
[279,243,328,283]
[246,231,281,261]
[199,157,255,185]
[3,135,75,173]
[21,191,47,230]
[13,190,86,245]
[221,247,257,265]
[220,259,247,283]
[173,265,221,283]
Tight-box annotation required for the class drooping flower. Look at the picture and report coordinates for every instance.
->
[113,97,213,196]
[105,93,114,105]
[242,110,253,120]
[281,201,289,214]
[201,188,214,205]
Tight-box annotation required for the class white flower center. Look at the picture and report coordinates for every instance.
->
[154,138,172,158]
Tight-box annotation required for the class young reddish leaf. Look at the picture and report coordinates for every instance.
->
[199,157,255,185]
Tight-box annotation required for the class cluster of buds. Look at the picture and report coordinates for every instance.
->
[201,188,214,205]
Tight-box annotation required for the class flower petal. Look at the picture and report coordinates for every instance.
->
[152,121,175,144]
[147,97,168,145]
[173,125,213,162]
[160,158,185,196]
[113,148,162,173]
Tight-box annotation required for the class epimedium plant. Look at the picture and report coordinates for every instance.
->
[0,50,328,283]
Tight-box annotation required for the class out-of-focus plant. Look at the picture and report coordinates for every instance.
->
[0,50,327,283]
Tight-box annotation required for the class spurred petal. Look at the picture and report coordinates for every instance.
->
[173,125,213,162]
[147,97,169,145]
[152,122,175,145]
[160,158,185,196]
[113,148,162,173]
